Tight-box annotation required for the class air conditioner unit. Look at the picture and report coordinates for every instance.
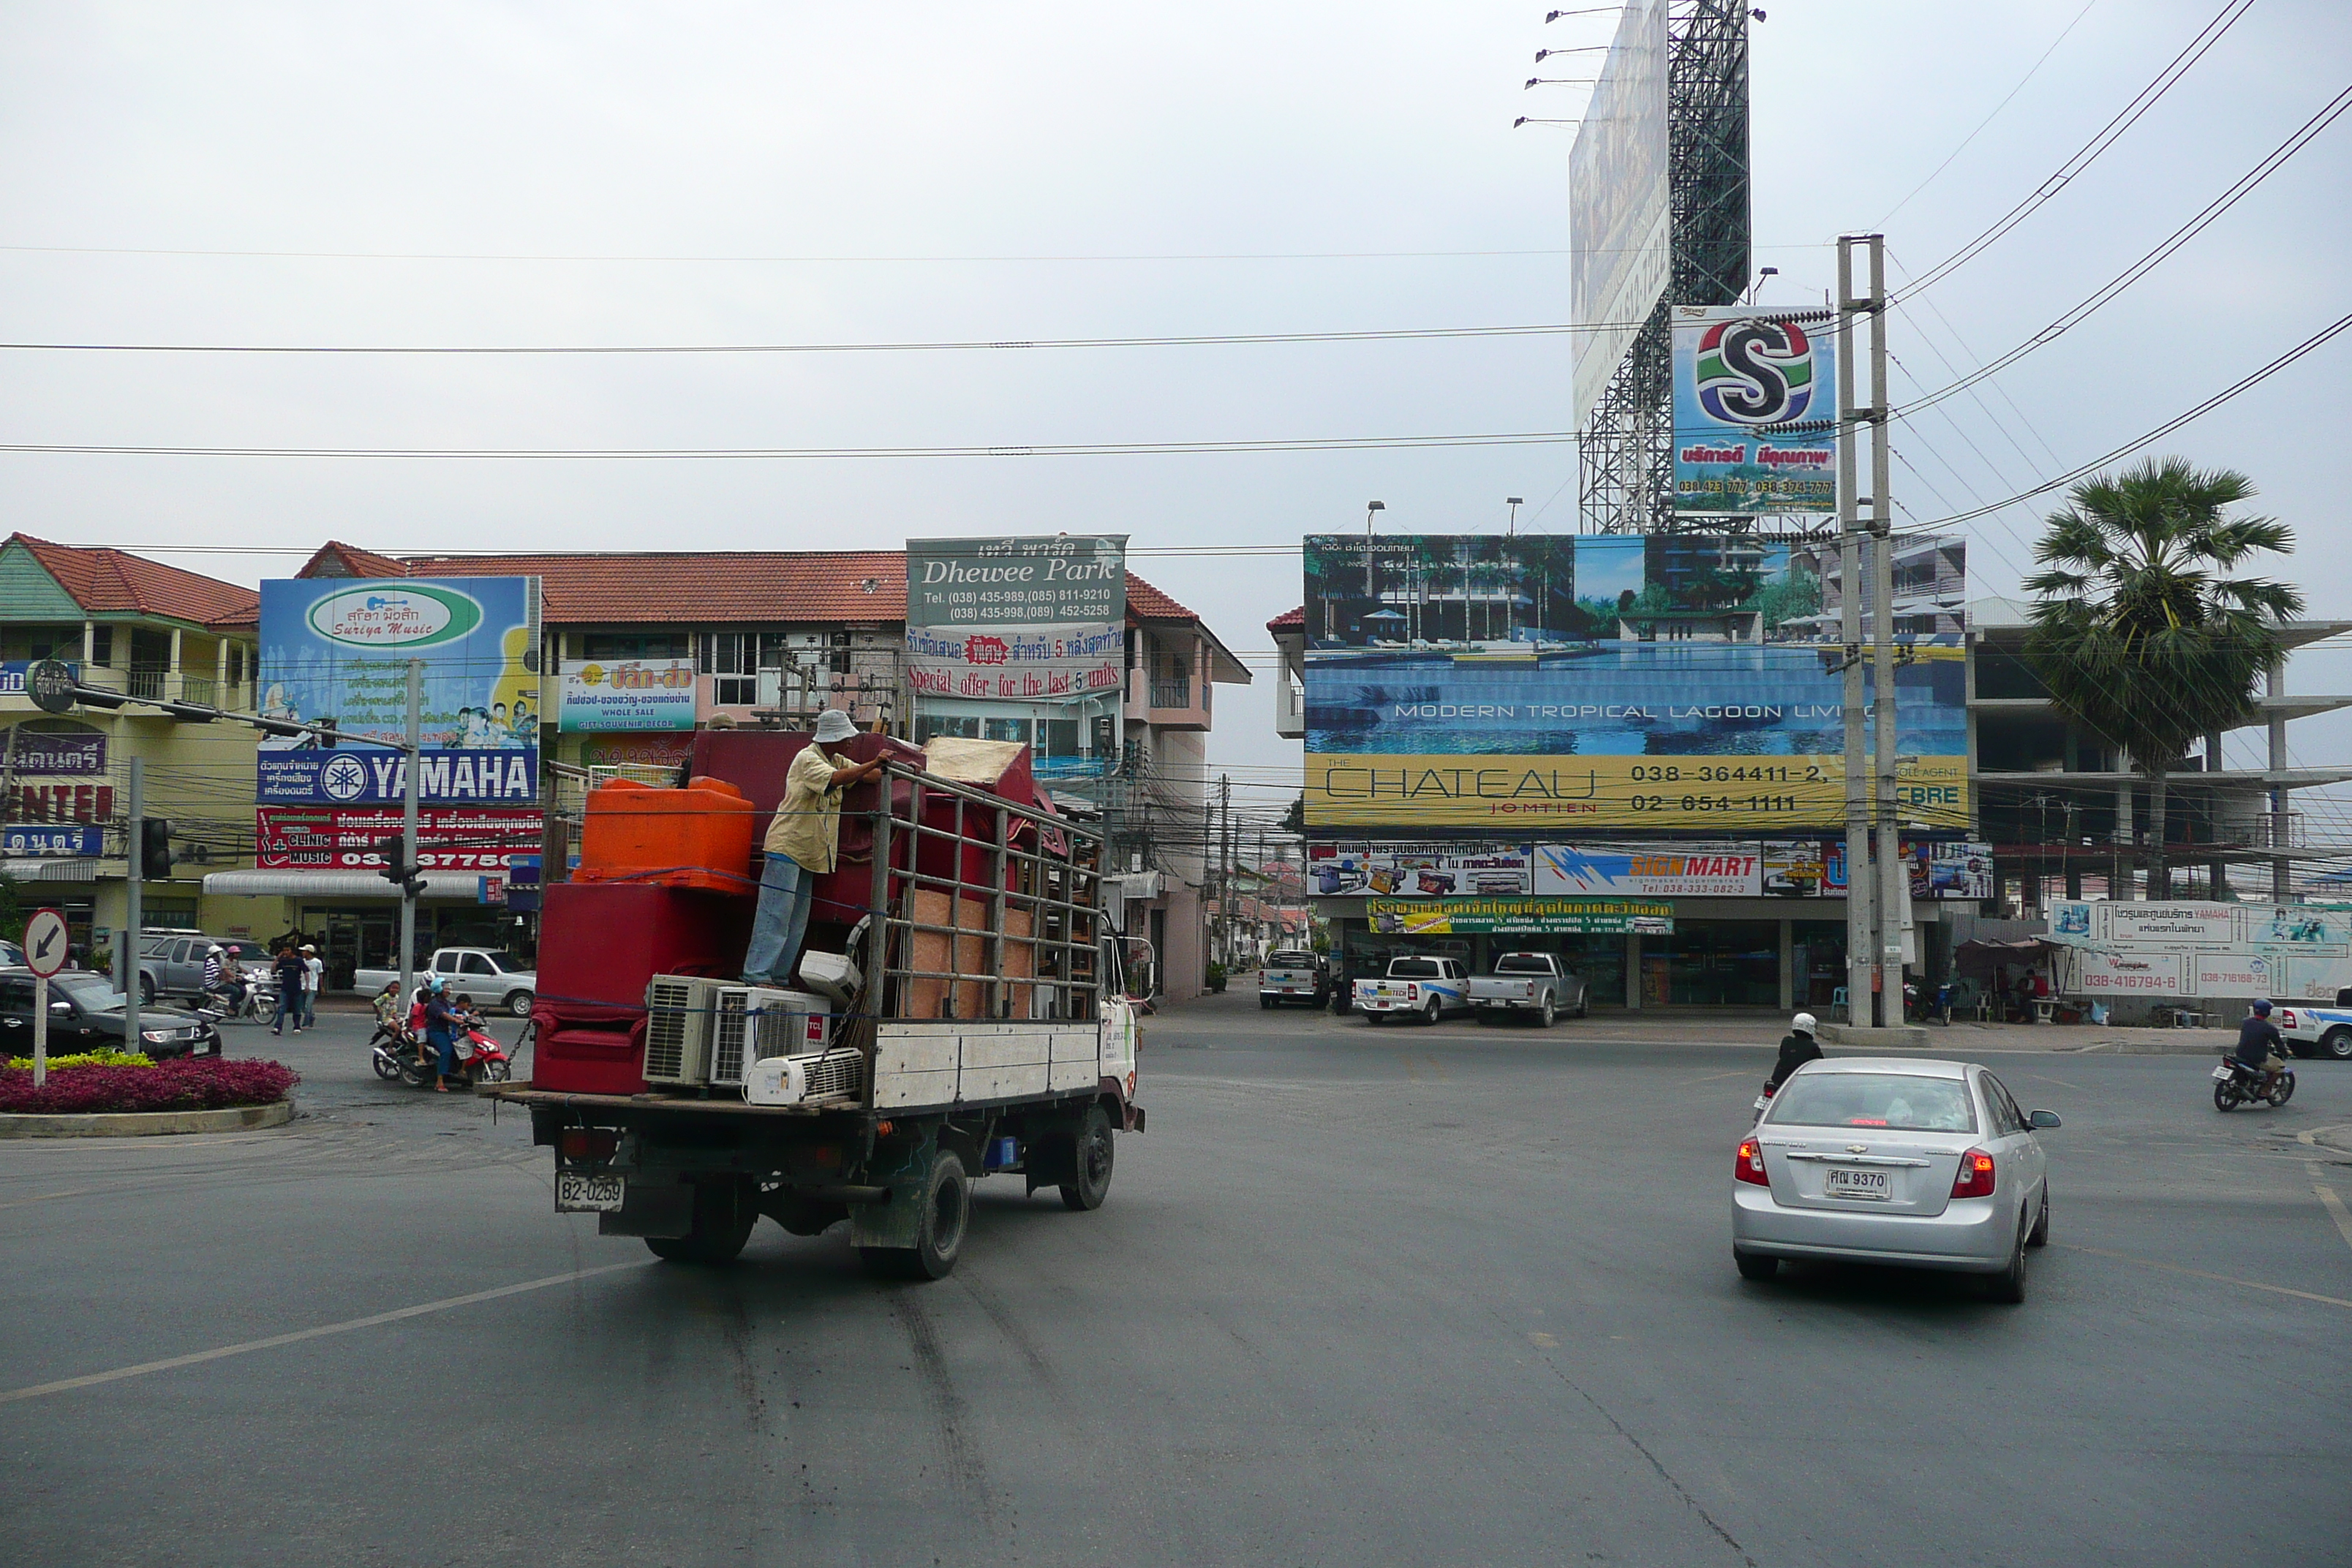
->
[643,975,729,1085]
[744,1047,865,1107]
[710,986,829,1086]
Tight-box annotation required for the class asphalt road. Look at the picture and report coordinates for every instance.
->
[4,995,2349,1567]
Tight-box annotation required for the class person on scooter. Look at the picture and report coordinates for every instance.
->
[1767,1011,1824,1092]
[200,943,243,1015]
[422,976,459,1093]
[366,981,407,1053]
[2236,999,2288,1087]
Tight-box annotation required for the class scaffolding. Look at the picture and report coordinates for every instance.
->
[1579,0,1753,535]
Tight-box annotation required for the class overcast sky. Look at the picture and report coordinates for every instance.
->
[4,1,2348,826]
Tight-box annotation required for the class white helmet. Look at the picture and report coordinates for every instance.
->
[1792,1011,1817,1033]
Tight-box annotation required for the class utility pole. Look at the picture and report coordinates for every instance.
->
[122,755,143,1045]
[1862,235,1904,1027]
[1219,773,1234,968]
[399,658,421,1006]
[1836,236,1874,1028]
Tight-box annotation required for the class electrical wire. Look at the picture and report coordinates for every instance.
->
[0,430,1582,461]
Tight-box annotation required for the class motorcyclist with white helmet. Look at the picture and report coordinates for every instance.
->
[1767,1011,1824,1092]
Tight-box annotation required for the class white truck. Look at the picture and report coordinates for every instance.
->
[2272,998,2352,1060]
[1352,955,1471,1025]
[492,757,1143,1281]
[1469,951,1586,1026]
[1259,949,1328,1009]
[353,947,538,1016]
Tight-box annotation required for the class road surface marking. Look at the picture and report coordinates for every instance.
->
[0,1259,647,1404]
[1527,1331,1559,1348]
[2057,1245,2352,1311]
[2308,1175,2352,1260]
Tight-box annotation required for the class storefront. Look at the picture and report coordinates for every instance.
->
[198,870,532,989]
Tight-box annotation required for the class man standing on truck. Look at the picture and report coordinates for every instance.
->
[742,708,886,990]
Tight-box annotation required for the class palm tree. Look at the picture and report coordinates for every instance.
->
[2024,458,2302,900]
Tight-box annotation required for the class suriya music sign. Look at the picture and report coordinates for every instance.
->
[1671,306,1839,516]
[904,535,1128,701]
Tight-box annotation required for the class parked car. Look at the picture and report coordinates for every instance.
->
[137,932,274,1006]
[0,968,220,1059]
[1259,949,1328,1009]
[1470,951,1586,1025]
[1732,1058,2059,1302]
[352,947,538,1017]
[1352,955,1471,1025]
[0,939,20,968]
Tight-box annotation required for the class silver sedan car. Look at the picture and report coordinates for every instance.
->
[1732,1058,2060,1303]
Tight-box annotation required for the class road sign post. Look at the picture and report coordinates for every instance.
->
[23,906,69,1090]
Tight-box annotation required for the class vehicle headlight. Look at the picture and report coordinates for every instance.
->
[142,1029,173,1044]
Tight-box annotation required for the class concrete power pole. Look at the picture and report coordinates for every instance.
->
[1838,233,1899,1028]
[1836,238,1873,1027]
[399,659,422,1005]
[1863,237,1906,1026]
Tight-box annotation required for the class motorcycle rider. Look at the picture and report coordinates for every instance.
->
[2235,999,2288,1087]
[1767,1011,1825,1092]
[200,943,242,1014]
[422,976,459,1093]
[366,981,408,1056]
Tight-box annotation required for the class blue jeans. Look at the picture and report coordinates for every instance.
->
[743,853,814,987]
[297,990,317,1028]
[274,988,296,1032]
[431,1028,456,1082]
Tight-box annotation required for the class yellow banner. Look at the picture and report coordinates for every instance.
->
[1305,753,1970,832]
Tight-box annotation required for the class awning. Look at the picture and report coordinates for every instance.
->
[0,858,101,882]
[200,870,493,900]
[1953,937,2058,975]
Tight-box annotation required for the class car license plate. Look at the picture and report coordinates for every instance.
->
[555,1172,625,1213]
[2210,1064,2234,1081]
[1823,1167,1891,1201]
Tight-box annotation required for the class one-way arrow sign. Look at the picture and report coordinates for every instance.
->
[23,908,69,978]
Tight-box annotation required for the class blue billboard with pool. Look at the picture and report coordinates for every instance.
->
[1299,533,1968,832]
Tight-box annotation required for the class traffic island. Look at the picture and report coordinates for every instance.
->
[0,1099,295,1138]
[0,1057,300,1137]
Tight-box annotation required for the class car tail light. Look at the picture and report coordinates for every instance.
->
[2279,1009,2297,1028]
[1735,1137,1771,1186]
[1950,1147,1997,1199]
[558,1128,621,1162]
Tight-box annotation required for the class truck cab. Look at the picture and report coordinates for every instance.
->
[1352,955,1469,1025]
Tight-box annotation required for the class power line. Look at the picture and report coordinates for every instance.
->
[0,430,1580,461]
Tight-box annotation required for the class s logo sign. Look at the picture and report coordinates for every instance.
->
[1695,318,1817,426]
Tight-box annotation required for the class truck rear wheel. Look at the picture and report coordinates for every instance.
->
[859,1149,970,1281]
[646,1177,758,1266]
[1060,1105,1115,1212]
[1537,994,1556,1028]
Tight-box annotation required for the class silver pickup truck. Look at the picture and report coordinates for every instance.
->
[353,947,538,1016]
[1469,951,1586,1026]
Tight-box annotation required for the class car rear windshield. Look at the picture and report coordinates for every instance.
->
[1493,955,1552,974]
[1267,952,1315,968]
[1768,1073,1977,1134]
[1389,958,1441,978]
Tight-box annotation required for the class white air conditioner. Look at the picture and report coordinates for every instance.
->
[643,975,729,1085]
[745,1047,866,1107]
[711,986,829,1085]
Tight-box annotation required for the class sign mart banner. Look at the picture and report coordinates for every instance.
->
[559,658,697,732]
[255,807,543,871]
[1534,842,1759,898]
[904,535,1127,702]
[1367,897,1674,936]
[1569,0,1669,427]
[1671,306,1839,516]
[1302,532,1969,833]
[258,576,539,804]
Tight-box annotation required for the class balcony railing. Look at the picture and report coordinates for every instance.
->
[178,674,216,706]
[1150,679,1191,709]
[127,666,167,700]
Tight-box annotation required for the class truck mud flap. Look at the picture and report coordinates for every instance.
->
[596,1177,694,1239]
[850,1141,934,1251]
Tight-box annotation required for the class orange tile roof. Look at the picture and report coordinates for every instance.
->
[308,547,1205,628]
[1267,606,1305,632]
[7,533,260,628]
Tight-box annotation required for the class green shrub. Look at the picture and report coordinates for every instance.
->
[5,1049,154,1071]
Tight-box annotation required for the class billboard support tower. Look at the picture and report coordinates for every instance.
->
[1836,233,1896,1027]
[400,658,421,1012]
[1578,0,1752,535]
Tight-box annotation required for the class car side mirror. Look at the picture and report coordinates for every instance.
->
[2028,1109,2062,1129]
[50,1000,72,1015]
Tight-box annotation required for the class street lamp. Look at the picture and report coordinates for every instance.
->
[1507,497,1524,536]
[1526,78,1599,88]
[1515,118,1583,129]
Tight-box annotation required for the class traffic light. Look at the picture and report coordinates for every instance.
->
[374,835,426,898]
[139,819,173,880]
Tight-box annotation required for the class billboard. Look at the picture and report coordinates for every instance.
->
[1367,897,1673,936]
[1531,842,1760,898]
[1304,842,1531,898]
[1672,306,1839,516]
[1569,0,1670,427]
[0,723,105,775]
[254,806,542,872]
[1301,534,1969,832]
[559,657,697,731]
[905,535,1127,702]
[257,577,540,806]
[2047,900,2352,1000]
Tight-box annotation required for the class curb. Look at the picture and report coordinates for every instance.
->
[0,1099,295,1139]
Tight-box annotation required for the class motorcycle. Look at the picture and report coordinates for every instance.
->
[2212,1049,2295,1112]
[1750,1079,1777,1124]
[373,1017,513,1088]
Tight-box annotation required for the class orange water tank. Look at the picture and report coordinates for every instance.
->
[574,775,759,894]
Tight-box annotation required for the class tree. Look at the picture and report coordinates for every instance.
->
[2024,458,2302,900]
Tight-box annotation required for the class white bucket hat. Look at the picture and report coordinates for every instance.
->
[813,709,858,744]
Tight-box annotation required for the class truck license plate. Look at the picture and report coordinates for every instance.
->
[556,1172,625,1213]
[1823,1168,1891,1201]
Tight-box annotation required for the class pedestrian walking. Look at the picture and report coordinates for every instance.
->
[299,944,323,1029]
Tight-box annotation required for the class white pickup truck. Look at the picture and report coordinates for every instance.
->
[352,947,538,1016]
[2272,999,2352,1060]
[1352,955,1471,1025]
[1469,951,1586,1026]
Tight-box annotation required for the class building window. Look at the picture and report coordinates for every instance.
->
[583,632,692,660]
[701,633,757,705]
[90,625,113,666]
